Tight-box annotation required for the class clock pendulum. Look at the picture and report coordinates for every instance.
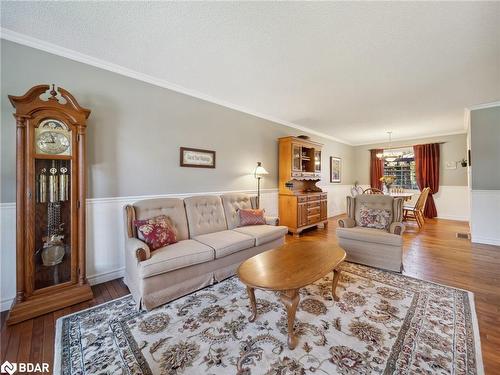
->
[42,164,65,267]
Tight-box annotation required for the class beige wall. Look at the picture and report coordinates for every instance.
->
[470,106,500,190]
[352,133,468,186]
[1,40,354,203]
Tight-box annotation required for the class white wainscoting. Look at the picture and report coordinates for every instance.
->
[357,185,470,221]
[0,185,353,311]
[470,190,500,246]
[433,185,470,221]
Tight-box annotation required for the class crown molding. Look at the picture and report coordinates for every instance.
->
[351,129,467,147]
[463,101,499,130]
[1,28,352,145]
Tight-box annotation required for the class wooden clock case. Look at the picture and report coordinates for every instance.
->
[6,85,93,325]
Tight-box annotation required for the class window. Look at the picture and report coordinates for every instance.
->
[382,148,418,190]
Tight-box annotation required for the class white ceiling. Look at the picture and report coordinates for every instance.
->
[2,2,499,145]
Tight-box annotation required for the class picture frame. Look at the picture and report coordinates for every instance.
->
[330,156,341,183]
[180,147,216,168]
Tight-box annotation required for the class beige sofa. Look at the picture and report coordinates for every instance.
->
[123,193,288,310]
[336,195,405,272]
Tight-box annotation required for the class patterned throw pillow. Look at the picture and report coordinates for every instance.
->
[358,205,392,229]
[239,209,266,226]
[133,215,177,250]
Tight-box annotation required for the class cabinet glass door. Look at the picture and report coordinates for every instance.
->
[292,144,302,171]
[314,151,321,173]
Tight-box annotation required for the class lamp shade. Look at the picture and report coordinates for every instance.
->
[254,162,269,177]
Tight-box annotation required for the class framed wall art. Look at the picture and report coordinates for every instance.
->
[180,147,216,168]
[330,156,341,183]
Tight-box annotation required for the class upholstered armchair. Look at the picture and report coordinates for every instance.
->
[336,195,405,272]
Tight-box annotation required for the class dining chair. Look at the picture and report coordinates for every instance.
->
[403,187,431,228]
[362,187,384,195]
[351,185,364,196]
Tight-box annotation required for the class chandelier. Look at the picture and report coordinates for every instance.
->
[376,132,403,162]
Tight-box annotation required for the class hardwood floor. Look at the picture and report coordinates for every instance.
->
[1,217,499,373]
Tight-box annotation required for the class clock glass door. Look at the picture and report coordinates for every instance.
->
[34,159,72,290]
[33,120,74,289]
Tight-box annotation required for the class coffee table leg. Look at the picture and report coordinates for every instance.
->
[246,286,257,322]
[280,289,300,350]
[332,269,341,301]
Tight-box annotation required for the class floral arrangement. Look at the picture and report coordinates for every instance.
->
[379,175,396,186]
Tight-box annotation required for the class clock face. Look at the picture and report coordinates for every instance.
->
[35,119,71,155]
[37,131,70,155]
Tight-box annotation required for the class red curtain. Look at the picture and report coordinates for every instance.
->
[370,149,384,190]
[414,143,440,218]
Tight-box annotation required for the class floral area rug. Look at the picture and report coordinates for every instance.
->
[54,263,483,374]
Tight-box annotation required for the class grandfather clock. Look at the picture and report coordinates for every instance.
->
[7,85,93,325]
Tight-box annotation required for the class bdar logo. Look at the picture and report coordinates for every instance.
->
[1,361,17,375]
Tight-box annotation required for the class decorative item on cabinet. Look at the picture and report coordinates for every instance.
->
[6,84,93,325]
[278,136,328,236]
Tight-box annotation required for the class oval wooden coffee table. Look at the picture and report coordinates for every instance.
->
[237,241,346,349]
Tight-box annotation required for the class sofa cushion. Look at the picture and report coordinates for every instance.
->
[194,230,255,259]
[221,193,253,229]
[336,227,402,246]
[134,215,177,250]
[184,196,228,237]
[139,240,214,278]
[233,225,288,246]
[133,198,189,241]
[239,209,266,226]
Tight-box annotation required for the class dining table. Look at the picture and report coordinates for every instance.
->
[386,192,415,201]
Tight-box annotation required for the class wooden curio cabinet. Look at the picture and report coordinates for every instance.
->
[278,136,328,236]
[7,85,93,325]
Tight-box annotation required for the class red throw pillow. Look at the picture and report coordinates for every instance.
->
[133,215,177,250]
[239,209,266,226]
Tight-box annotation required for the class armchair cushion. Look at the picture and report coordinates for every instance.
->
[358,205,392,230]
[336,227,403,246]
[139,240,214,278]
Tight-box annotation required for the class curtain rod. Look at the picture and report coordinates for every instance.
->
[369,141,445,151]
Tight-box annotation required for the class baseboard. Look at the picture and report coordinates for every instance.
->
[436,215,469,222]
[0,297,14,312]
[87,268,125,285]
[471,236,500,246]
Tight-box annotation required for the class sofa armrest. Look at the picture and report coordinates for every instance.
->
[338,217,356,228]
[265,216,279,226]
[126,237,151,262]
[389,222,405,236]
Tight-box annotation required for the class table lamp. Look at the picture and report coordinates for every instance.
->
[254,162,269,209]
